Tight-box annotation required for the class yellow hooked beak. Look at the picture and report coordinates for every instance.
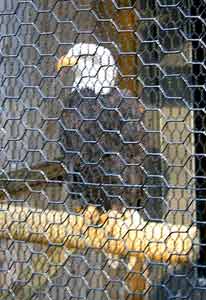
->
[56,55,77,72]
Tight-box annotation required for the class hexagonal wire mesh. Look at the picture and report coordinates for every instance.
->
[0,0,205,299]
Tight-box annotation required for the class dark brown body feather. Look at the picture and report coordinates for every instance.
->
[60,88,147,211]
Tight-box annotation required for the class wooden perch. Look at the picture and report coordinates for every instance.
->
[0,204,198,265]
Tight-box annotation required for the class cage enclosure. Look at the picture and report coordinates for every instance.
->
[0,0,205,300]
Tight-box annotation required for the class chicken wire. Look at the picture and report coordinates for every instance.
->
[0,0,205,299]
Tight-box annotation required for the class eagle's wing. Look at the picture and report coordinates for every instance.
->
[60,89,105,209]
[99,88,145,209]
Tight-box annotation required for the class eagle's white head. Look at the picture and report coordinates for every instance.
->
[57,43,117,95]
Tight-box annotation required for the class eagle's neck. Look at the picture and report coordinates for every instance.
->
[72,65,117,95]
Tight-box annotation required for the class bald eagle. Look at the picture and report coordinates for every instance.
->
[56,43,145,213]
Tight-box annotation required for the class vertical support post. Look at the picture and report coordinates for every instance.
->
[117,2,148,300]
[115,5,139,95]
[98,1,148,299]
[126,260,147,300]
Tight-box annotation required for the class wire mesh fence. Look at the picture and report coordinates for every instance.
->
[0,0,205,299]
